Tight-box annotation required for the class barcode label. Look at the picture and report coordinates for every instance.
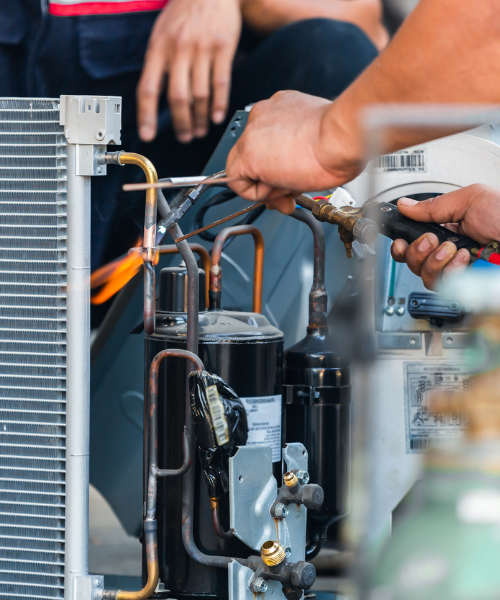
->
[371,147,427,173]
[206,385,229,446]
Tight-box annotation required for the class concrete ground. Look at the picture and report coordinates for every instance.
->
[89,485,142,577]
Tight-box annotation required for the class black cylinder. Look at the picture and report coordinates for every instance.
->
[283,327,351,542]
[145,269,284,600]
[158,265,206,312]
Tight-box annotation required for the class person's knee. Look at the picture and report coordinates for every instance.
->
[268,18,379,96]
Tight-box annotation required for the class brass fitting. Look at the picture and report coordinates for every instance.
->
[261,540,286,566]
[284,471,299,488]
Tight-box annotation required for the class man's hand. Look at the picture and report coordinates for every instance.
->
[391,184,500,289]
[137,0,242,143]
[226,91,363,214]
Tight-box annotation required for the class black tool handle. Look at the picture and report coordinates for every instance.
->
[362,201,479,252]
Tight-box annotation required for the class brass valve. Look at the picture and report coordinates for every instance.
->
[295,195,378,259]
[284,471,299,488]
[261,541,286,566]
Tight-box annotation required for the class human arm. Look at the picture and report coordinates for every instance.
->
[391,185,500,289]
[227,0,500,203]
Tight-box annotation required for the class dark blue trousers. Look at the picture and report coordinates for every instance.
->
[0,2,378,271]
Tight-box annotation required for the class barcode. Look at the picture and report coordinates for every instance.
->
[206,385,229,446]
[376,153,425,170]
[410,439,431,451]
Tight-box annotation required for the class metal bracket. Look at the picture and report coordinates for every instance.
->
[229,561,284,600]
[74,575,104,600]
[59,95,122,176]
[229,443,308,561]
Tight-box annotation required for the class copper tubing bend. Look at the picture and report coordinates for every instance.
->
[209,225,264,312]
[119,153,158,335]
[210,497,234,540]
[102,349,204,600]
[157,243,211,309]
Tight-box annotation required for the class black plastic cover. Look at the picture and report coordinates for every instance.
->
[408,291,464,324]
[189,371,248,497]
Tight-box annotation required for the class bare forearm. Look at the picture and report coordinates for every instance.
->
[241,0,387,49]
[321,0,500,170]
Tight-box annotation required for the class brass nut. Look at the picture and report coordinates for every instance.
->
[284,472,298,488]
[261,540,286,566]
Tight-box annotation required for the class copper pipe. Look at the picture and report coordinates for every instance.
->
[156,244,211,309]
[119,153,158,335]
[210,497,234,540]
[175,203,263,243]
[290,209,328,329]
[103,349,204,600]
[209,225,264,313]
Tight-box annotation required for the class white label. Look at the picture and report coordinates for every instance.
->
[206,385,229,446]
[404,362,470,453]
[240,394,282,462]
[371,147,428,173]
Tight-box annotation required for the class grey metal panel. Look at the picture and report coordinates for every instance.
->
[0,99,66,600]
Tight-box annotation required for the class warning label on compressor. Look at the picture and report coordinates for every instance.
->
[240,394,282,462]
[404,362,470,454]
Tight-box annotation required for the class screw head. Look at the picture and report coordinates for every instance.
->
[253,578,268,593]
[296,470,310,485]
[396,307,405,316]
[385,306,394,316]
[274,503,289,519]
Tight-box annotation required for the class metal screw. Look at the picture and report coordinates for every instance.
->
[381,206,392,212]
[410,337,416,345]
[447,337,453,345]
[492,241,499,249]
[274,503,289,519]
[447,236,459,243]
[296,470,310,485]
[396,307,405,316]
[253,578,268,593]
[285,547,292,559]
[385,306,394,316]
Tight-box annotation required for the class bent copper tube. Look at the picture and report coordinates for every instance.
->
[209,225,264,313]
[102,349,204,600]
[290,208,328,329]
[156,243,211,309]
[157,190,247,570]
[119,153,158,335]
[210,497,234,540]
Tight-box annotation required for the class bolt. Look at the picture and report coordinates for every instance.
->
[274,503,288,519]
[385,306,394,316]
[396,307,405,316]
[296,470,310,485]
[492,241,499,249]
[253,578,268,593]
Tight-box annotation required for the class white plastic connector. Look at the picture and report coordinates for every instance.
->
[327,187,356,208]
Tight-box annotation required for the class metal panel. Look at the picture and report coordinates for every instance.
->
[0,99,67,600]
